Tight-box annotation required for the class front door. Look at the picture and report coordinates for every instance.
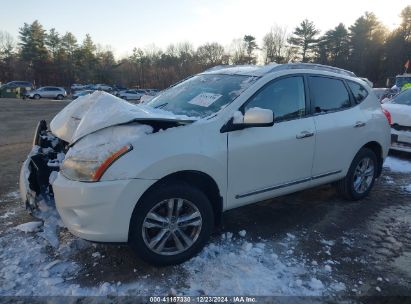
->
[227,75,316,208]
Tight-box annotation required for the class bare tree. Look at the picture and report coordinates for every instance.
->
[196,42,225,67]
[229,38,247,64]
[262,25,289,63]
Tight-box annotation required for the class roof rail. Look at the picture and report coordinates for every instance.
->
[269,63,357,77]
[203,65,232,72]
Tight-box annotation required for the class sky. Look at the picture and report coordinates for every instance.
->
[0,0,408,58]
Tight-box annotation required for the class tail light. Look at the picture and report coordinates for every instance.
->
[382,108,392,125]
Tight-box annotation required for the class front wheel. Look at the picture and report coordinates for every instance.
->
[129,182,214,266]
[56,94,64,100]
[336,148,377,200]
[33,94,41,100]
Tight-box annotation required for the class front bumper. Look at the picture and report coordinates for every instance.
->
[391,129,411,153]
[53,174,155,242]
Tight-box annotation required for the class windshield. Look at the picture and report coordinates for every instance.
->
[148,74,258,117]
[391,88,411,105]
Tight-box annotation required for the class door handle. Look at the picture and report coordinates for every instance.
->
[354,121,366,128]
[296,131,314,139]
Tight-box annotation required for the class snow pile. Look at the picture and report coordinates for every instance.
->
[0,211,15,219]
[33,199,64,248]
[181,233,345,296]
[404,184,411,192]
[383,156,411,173]
[15,221,42,233]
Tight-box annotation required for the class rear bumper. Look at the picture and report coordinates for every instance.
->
[391,129,411,153]
[53,174,155,242]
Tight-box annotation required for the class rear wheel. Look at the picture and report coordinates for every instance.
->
[129,182,214,266]
[34,94,41,100]
[336,148,377,200]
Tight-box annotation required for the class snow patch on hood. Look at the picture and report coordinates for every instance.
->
[50,91,197,144]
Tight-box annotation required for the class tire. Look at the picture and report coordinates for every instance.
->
[336,148,377,200]
[56,94,64,100]
[33,94,41,100]
[129,182,214,266]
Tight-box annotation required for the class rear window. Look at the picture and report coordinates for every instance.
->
[392,89,411,105]
[348,81,368,103]
[309,76,351,113]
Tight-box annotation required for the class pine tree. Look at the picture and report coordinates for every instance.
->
[349,12,386,83]
[289,19,319,62]
[243,35,258,64]
[18,20,50,85]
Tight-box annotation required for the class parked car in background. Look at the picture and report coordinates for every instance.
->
[20,63,390,266]
[381,88,411,153]
[2,81,35,97]
[93,84,112,91]
[71,84,85,91]
[5,80,34,88]
[119,89,146,101]
[72,90,95,100]
[27,86,67,100]
[112,85,128,96]
[144,89,159,96]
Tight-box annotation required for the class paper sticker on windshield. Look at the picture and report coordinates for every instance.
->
[188,92,222,107]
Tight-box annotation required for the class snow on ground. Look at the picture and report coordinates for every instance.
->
[15,221,42,233]
[383,156,411,173]
[404,184,411,192]
[0,192,347,296]
[0,191,20,203]
[181,233,346,296]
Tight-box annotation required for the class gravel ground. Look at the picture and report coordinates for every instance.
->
[0,97,410,299]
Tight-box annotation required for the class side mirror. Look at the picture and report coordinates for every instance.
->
[243,107,274,124]
[221,107,274,133]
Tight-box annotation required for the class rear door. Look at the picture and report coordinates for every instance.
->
[308,75,368,180]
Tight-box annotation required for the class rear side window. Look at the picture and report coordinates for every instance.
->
[309,76,351,113]
[347,81,368,103]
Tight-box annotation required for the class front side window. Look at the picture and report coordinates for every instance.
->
[244,76,306,122]
[148,74,258,118]
[347,81,368,104]
[309,76,351,113]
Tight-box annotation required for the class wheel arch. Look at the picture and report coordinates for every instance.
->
[362,141,383,177]
[133,170,223,228]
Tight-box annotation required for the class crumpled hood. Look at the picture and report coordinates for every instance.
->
[50,91,196,144]
[381,103,411,127]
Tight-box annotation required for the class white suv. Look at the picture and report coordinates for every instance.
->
[20,63,391,266]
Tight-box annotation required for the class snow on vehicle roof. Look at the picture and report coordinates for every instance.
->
[202,63,356,78]
[202,64,279,77]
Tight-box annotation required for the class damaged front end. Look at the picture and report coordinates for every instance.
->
[19,91,197,211]
[19,120,68,211]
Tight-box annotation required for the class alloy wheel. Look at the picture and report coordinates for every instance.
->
[353,157,375,194]
[142,198,202,256]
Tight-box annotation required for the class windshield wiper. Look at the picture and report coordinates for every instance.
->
[154,102,168,109]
